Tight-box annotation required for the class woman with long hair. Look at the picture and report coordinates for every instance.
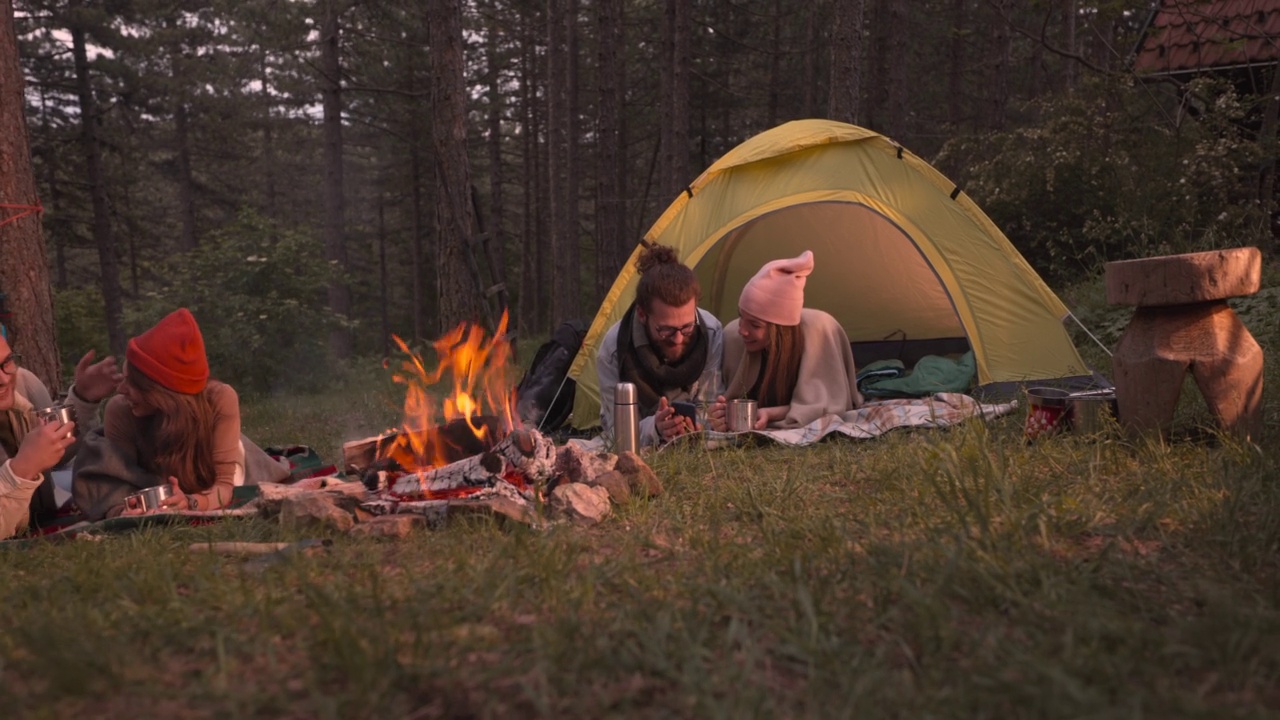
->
[73,308,288,518]
[709,251,863,431]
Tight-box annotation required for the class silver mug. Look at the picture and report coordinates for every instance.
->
[124,485,173,513]
[36,404,75,427]
[728,399,758,433]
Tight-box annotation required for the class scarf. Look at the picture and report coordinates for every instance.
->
[615,303,709,416]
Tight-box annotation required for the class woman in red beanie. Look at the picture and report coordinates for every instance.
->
[72,308,288,519]
[708,251,863,431]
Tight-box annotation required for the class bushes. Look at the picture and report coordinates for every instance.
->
[936,76,1270,285]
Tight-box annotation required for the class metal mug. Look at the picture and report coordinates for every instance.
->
[36,404,75,427]
[728,399,758,433]
[124,485,173,513]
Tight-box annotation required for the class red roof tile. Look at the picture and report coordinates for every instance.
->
[1133,0,1280,75]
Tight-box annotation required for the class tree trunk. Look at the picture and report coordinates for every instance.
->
[564,0,581,319]
[828,0,864,125]
[428,0,484,329]
[175,102,198,251]
[547,0,576,324]
[70,4,125,358]
[885,0,908,139]
[595,0,624,300]
[0,0,61,391]
[659,0,691,203]
[1062,0,1077,92]
[410,148,427,341]
[320,0,352,358]
[947,0,967,129]
[987,0,1011,130]
[518,21,540,336]
[485,23,509,330]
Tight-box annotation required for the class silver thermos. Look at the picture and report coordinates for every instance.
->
[615,382,640,454]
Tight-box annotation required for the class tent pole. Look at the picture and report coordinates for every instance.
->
[1066,311,1113,357]
[538,374,573,432]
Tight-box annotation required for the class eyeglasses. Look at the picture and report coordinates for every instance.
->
[652,320,697,340]
[0,353,21,376]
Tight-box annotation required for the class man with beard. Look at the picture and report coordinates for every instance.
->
[596,243,724,448]
[0,331,120,539]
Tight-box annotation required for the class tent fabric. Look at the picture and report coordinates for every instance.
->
[567,119,1090,430]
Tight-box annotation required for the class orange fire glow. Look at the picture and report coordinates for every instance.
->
[380,311,517,472]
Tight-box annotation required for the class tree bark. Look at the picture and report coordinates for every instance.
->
[1062,0,1077,92]
[485,22,509,333]
[320,0,352,358]
[428,0,484,329]
[69,2,125,358]
[828,0,864,125]
[547,0,578,323]
[0,0,61,391]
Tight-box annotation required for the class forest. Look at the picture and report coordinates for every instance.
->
[1,0,1276,394]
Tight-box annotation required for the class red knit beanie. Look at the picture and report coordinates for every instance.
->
[738,250,814,327]
[126,308,209,394]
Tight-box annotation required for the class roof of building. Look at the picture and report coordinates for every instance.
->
[1133,0,1280,76]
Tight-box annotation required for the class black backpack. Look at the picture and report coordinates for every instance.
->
[515,319,587,431]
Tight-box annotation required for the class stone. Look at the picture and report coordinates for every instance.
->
[279,494,356,532]
[1105,247,1260,307]
[548,483,612,526]
[553,444,618,486]
[348,514,426,539]
[588,470,631,503]
[615,451,663,498]
[1112,302,1264,440]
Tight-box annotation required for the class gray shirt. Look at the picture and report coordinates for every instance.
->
[596,307,724,448]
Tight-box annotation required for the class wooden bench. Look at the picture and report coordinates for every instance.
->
[1106,247,1264,440]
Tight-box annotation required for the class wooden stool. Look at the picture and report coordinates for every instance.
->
[1106,248,1264,440]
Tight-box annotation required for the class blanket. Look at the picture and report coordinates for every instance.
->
[735,392,1016,446]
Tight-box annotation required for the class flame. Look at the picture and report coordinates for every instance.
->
[381,311,517,473]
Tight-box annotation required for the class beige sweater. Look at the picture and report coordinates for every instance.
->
[722,308,863,429]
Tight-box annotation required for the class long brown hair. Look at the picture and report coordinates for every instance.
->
[634,243,700,311]
[126,368,218,494]
[757,323,804,407]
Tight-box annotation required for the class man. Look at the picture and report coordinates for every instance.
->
[0,333,121,539]
[596,243,724,448]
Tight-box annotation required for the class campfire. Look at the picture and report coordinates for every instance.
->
[345,312,557,509]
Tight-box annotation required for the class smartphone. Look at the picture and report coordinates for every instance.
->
[672,401,698,428]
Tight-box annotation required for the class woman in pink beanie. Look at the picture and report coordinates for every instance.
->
[709,251,863,430]
[72,308,288,519]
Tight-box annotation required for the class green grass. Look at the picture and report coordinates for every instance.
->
[3,278,1279,718]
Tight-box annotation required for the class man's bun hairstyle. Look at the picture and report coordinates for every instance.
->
[634,242,700,312]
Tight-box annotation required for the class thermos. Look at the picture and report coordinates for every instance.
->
[615,382,640,454]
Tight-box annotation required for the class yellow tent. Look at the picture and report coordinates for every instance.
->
[567,119,1091,429]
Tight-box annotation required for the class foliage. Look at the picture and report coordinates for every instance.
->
[126,211,344,395]
[936,76,1271,284]
[53,287,113,375]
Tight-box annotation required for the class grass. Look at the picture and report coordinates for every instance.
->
[2,277,1279,718]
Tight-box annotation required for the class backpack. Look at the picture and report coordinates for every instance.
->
[515,320,587,431]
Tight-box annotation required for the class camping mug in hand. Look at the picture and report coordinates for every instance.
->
[124,485,173,513]
[35,404,75,427]
[728,399,758,433]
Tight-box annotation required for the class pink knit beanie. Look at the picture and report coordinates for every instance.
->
[738,250,813,326]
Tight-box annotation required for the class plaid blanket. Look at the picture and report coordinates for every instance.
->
[743,393,1017,446]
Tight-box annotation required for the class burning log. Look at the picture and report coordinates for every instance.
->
[375,428,556,501]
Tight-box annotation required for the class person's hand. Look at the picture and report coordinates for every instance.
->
[653,397,695,441]
[120,477,188,516]
[708,396,728,432]
[754,409,770,431]
[158,476,189,512]
[73,350,123,402]
[9,419,77,480]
